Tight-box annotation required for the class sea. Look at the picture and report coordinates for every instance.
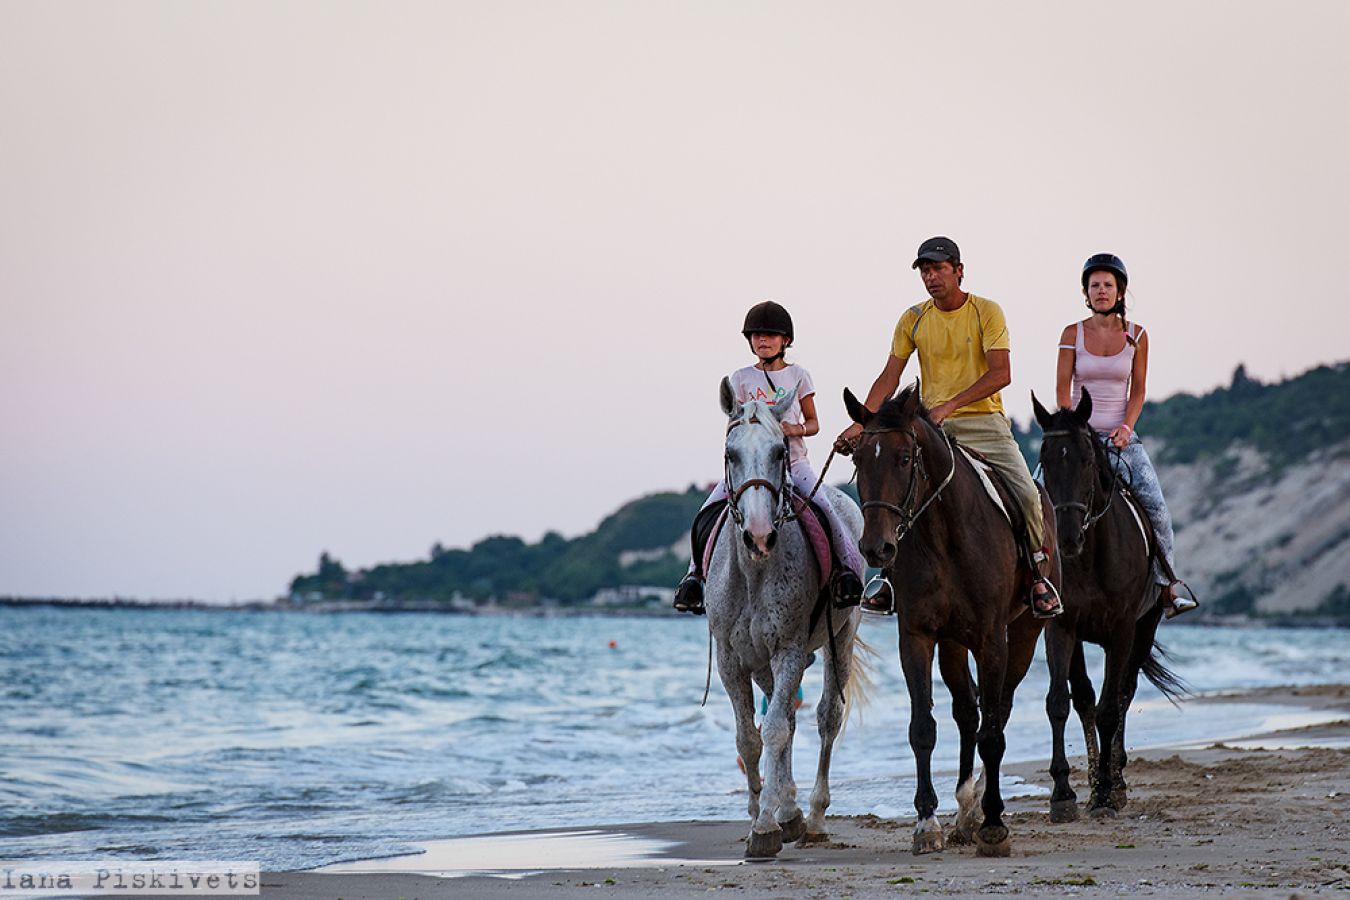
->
[1,606,1345,870]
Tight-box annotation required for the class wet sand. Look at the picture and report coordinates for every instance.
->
[270,684,1350,898]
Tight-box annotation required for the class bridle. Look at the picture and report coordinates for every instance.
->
[857,423,958,543]
[724,416,793,529]
[1039,428,1120,537]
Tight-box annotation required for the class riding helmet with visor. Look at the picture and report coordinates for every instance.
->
[741,300,794,344]
[1081,253,1128,292]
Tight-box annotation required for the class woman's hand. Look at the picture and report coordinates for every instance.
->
[1108,423,1132,449]
[834,422,863,455]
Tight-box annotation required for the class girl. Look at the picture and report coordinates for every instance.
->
[1055,254,1197,617]
[673,300,865,614]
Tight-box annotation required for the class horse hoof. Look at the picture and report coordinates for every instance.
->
[1049,799,1080,823]
[946,826,973,846]
[746,828,783,859]
[1088,804,1117,819]
[798,831,830,846]
[975,825,1011,858]
[911,827,945,855]
[1109,791,1128,812]
[777,811,806,844]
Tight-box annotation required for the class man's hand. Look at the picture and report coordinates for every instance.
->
[834,422,864,455]
[928,400,958,426]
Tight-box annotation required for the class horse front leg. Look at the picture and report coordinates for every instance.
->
[1043,623,1079,823]
[804,619,857,843]
[936,640,979,845]
[747,650,809,858]
[1068,638,1100,798]
[898,631,942,855]
[973,638,1011,857]
[719,651,763,824]
[1089,638,1131,818]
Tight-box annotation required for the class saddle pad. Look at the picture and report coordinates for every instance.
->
[791,495,833,587]
[957,446,1012,525]
[1120,490,1151,558]
[703,499,832,589]
[701,505,730,579]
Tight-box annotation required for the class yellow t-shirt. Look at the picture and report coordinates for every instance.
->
[890,293,1010,418]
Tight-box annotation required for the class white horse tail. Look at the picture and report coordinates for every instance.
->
[838,628,879,740]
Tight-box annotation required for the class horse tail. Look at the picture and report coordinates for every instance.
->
[1141,638,1189,707]
[837,628,879,739]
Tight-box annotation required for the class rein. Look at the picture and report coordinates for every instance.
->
[859,424,959,543]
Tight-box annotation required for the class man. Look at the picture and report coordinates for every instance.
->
[835,236,1061,617]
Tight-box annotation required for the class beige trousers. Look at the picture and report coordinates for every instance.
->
[940,412,1047,551]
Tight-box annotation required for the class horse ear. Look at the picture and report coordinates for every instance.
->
[1074,387,1093,424]
[1032,392,1054,429]
[719,376,736,417]
[843,388,871,426]
[900,380,923,418]
[770,387,797,422]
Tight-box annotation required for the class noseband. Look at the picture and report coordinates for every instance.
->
[858,424,958,542]
[724,416,793,529]
[1040,428,1118,537]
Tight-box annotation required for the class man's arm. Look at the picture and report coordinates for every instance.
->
[835,353,908,450]
[927,349,1011,425]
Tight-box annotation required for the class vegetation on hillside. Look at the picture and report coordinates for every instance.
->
[1015,361,1350,471]
[292,361,1347,608]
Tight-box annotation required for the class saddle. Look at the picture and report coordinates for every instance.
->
[690,495,836,589]
[953,441,1034,571]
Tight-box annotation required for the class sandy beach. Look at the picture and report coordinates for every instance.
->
[255,684,1350,899]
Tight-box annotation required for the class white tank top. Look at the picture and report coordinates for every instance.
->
[1070,321,1142,432]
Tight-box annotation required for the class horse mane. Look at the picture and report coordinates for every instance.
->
[871,386,933,432]
[732,399,785,438]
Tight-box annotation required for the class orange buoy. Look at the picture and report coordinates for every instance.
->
[608,639,617,649]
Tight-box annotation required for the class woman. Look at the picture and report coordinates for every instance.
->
[1055,253,1197,617]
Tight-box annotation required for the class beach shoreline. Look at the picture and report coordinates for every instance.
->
[261,684,1349,898]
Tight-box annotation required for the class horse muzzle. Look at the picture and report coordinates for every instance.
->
[741,526,778,560]
[860,533,896,568]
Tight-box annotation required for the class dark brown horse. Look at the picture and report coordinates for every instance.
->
[1033,390,1185,820]
[844,386,1052,857]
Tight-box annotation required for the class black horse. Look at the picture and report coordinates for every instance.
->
[845,386,1051,857]
[1033,389,1186,820]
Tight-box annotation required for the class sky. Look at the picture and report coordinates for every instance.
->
[3,1,1348,602]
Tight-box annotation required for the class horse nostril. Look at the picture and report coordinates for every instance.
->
[878,542,896,563]
[742,530,756,550]
[765,530,777,550]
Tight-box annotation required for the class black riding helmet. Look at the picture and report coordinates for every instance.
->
[742,300,794,344]
[1081,253,1128,292]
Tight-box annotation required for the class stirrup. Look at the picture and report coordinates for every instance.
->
[832,569,863,609]
[673,575,705,615]
[860,573,895,616]
[1164,581,1198,619]
[1030,578,1063,619]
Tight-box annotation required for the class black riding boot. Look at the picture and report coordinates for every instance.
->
[673,574,705,615]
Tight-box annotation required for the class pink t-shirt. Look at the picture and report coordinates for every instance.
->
[1070,322,1143,432]
[728,363,816,464]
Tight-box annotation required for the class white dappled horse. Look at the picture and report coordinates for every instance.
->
[706,377,870,859]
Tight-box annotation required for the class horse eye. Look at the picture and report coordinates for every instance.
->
[898,453,912,466]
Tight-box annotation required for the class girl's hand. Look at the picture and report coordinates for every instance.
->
[1108,424,1132,449]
